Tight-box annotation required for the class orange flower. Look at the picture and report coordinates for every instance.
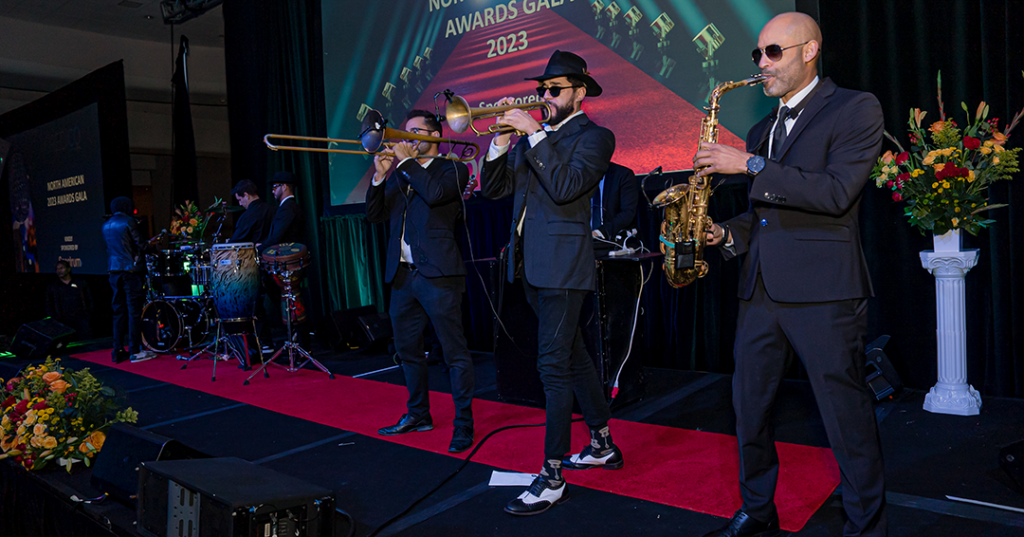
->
[992,131,1007,145]
[881,150,894,164]
[49,379,70,394]
[33,423,47,436]
[42,371,61,384]
[929,120,946,133]
[932,163,946,172]
[913,108,927,129]
[42,436,57,449]
[87,430,106,451]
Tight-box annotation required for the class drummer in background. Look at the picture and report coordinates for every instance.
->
[229,179,276,355]
[229,179,275,244]
[259,171,304,252]
[259,171,308,349]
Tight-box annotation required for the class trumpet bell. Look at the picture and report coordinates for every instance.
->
[446,96,473,136]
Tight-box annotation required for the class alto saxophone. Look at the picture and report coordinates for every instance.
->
[652,74,767,288]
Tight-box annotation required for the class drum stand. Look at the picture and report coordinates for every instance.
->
[244,268,334,385]
[178,318,264,382]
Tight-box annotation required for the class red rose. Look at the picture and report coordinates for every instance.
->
[897,172,910,182]
[32,401,47,410]
[2,395,14,408]
[886,180,894,188]
[892,192,903,202]
[14,399,29,415]
[895,151,910,165]
[963,136,981,150]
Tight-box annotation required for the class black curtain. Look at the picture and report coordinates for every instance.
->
[223,0,329,319]
[171,36,198,207]
[820,0,1024,397]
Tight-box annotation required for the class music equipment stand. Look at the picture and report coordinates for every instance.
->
[244,266,334,385]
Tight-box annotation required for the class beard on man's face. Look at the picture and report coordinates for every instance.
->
[546,100,577,127]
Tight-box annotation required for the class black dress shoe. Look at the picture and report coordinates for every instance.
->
[377,413,433,436]
[562,444,624,470]
[504,476,568,516]
[702,510,782,537]
[448,425,474,453]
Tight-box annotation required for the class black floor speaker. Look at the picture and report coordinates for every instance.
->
[864,335,903,400]
[9,318,76,359]
[494,256,646,410]
[137,457,335,537]
[319,305,378,350]
[1000,439,1024,492]
[91,423,209,504]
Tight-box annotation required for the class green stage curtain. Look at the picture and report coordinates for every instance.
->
[321,214,387,313]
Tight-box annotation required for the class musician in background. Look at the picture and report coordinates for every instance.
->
[591,161,638,248]
[102,197,154,363]
[46,260,93,340]
[261,172,304,251]
[698,12,886,537]
[481,50,623,516]
[229,179,275,244]
[367,110,476,454]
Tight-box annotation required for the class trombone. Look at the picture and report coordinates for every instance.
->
[446,95,550,136]
[263,109,479,162]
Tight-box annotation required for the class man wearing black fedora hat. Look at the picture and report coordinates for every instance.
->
[481,50,624,516]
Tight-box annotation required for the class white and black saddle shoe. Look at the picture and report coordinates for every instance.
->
[562,444,624,470]
[504,476,568,516]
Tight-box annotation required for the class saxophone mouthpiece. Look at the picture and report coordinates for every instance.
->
[747,73,769,85]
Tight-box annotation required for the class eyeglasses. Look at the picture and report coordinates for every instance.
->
[536,85,583,98]
[408,127,432,135]
[751,41,809,64]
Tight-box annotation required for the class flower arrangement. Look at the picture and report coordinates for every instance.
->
[169,199,214,241]
[872,72,1023,235]
[0,358,138,472]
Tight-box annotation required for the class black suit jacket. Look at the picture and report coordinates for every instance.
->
[230,198,275,244]
[481,113,615,290]
[594,162,638,240]
[366,157,470,283]
[263,197,304,250]
[723,77,883,302]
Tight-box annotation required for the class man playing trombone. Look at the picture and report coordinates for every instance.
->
[480,50,623,516]
[367,110,476,454]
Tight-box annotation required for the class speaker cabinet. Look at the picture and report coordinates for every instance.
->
[137,457,334,537]
[319,305,378,350]
[864,335,903,401]
[494,257,646,409]
[91,423,209,504]
[9,318,76,359]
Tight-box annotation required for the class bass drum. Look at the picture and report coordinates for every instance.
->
[141,299,211,352]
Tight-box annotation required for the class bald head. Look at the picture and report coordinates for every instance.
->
[757,12,822,101]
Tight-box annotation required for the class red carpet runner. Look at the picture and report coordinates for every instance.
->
[75,350,838,531]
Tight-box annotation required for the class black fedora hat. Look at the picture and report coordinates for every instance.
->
[271,171,297,186]
[525,50,602,97]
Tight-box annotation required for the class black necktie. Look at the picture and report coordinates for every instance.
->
[770,105,789,161]
[591,186,603,230]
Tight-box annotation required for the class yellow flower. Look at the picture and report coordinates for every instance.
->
[938,188,944,193]
[994,144,1004,153]
[912,169,925,177]
[923,154,936,165]
[942,181,951,189]
[33,423,47,436]
[955,207,961,213]
[42,436,57,449]
[87,430,106,451]
[23,413,36,427]
[30,435,46,448]
[993,157,1000,165]
[980,146,992,155]
[932,182,939,188]
[952,217,959,227]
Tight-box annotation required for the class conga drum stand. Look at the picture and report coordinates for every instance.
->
[178,318,264,381]
[245,268,334,385]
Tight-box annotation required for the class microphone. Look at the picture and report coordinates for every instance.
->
[648,165,663,176]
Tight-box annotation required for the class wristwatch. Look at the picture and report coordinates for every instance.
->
[746,155,766,177]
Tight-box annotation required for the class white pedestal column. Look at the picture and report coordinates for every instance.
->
[919,247,981,416]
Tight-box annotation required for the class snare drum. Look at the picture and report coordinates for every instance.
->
[210,242,260,322]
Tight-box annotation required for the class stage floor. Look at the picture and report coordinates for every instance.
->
[2,340,1023,536]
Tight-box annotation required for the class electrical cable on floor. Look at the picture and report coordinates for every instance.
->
[367,417,584,537]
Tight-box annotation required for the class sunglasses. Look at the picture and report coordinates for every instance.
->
[536,85,583,98]
[751,41,809,64]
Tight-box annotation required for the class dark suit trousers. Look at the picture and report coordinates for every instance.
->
[390,264,474,427]
[733,275,887,536]
[109,271,144,356]
[522,280,611,461]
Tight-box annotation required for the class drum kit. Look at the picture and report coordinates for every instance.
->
[140,203,333,383]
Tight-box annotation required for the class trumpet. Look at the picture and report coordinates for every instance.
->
[446,95,551,136]
[263,109,479,162]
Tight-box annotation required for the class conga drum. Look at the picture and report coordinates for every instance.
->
[261,243,311,325]
[210,243,260,322]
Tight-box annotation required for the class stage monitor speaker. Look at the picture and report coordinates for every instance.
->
[319,305,378,350]
[91,423,209,505]
[865,335,903,401]
[1000,439,1024,492]
[137,457,335,537]
[357,311,392,351]
[9,318,76,359]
